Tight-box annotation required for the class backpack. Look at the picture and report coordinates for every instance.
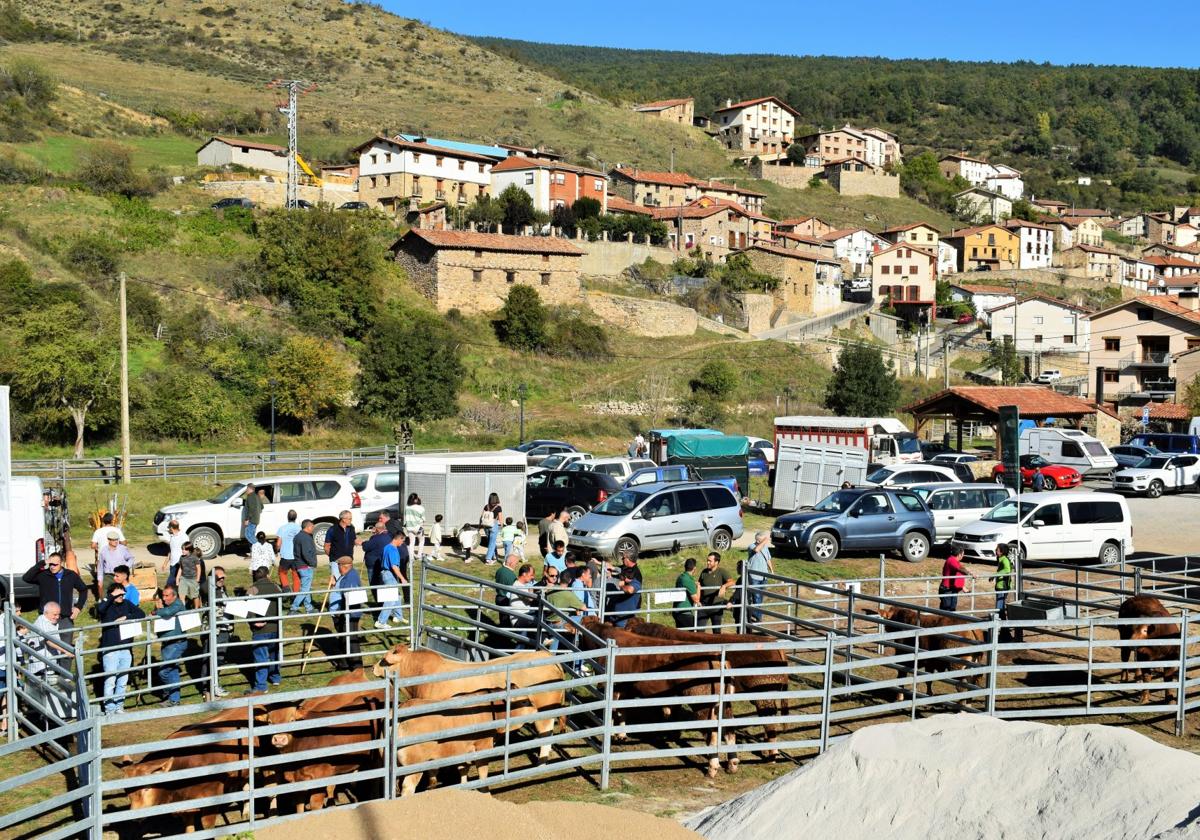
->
[480,507,495,528]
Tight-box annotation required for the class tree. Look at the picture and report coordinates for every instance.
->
[11,302,117,457]
[689,360,738,401]
[497,184,538,233]
[494,284,548,351]
[551,203,575,236]
[824,343,899,416]
[357,311,464,422]
[465,194,503,232]
[571,196,601,221]
[1183,374,1200,417]
[987,337,1023,385]
[1,57,56,108]
[265,335,352,433]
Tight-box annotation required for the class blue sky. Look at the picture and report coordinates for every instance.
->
[386,1,1200,68]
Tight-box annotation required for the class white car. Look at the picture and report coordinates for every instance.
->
[567,457,657,482]
[863,463,960,487]
[1111,454,1200,498]
[528,452,593,476]
[153,474,363,560]
[746,436,776,465]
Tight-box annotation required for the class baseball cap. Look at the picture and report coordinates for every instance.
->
[107,530,120,540]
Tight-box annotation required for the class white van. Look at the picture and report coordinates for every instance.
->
[3,476,60,602]
[951,490,1133,564]
[1021,427,1117,476]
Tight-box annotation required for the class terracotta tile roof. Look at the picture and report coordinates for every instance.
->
[1145,256,1200,269]
[1064,208,1110,217]
[1091,294,1200,328]
[777,216,821,226]
[880,222,941,235]
[822,227,871,241]
[1068,244,1122,256]
[1162,273,1200,287]
[903,386,1099,418]
[950,283,1015,294]
[743,243,839,262]
[1092,402,1120,420]
[634,98,693,111]
[352,134,495,163]
[1143,243,1200,256]
[396,229,584,255]
[1038,199,1069,206]
[605,195,654,216]
[1004,219,1054,231]
[610,167,696,188]
[649,204,731,220]
[775,231,830,247]
[201,135,286,154]
[712,96,801,118]
[697,180,767,198]
[939,153,989,165]
[491,155,604,177]
[1148,402,1192,421]
[945,225,1013,239]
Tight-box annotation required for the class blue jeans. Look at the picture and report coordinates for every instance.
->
[376,569,405,625]
[291,566,314,612]
[166,563,178,588]
[102,648,132,713]
[159,640,187,703]
[484,523,500,562]
[251,630,279,691]
[244,522,257,544]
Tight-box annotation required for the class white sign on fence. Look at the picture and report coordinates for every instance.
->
[653,589,687,605]
[223,600,251,618]
[343,589,368,607]
[244,598,270,616]
[153,618,177,634]
[376,587,400,603]
[177,612,202,632]
[118,620,143,640]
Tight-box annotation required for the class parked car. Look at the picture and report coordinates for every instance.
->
[1111,453,1200,497]
[931,453,979,465]
[924,458,976,483]
[991,454,1081,489]
[211,197,253,210]
[952,491,1133,564]
[153,474,363,561]
[1035,369,1062,384]
[771,487,934,563]
[286,199,314,210]
[569,481,743,560]
[920,441,958,459]
[626,464,739,496]
[567,457,657,482]
[955,313,975,325]
[509,440,578,466]
[908,482,1015,544]
[1127,433,1200,455]
[346,465,401,514]
[525,469,623,522]
[337,201,370,210]
[1110,444,1160,470]
[745,436,776,465]
[864,463,961,487]
[528,452,592,475]
[749,448,769,476]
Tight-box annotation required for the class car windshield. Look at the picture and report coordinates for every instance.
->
[208,484,245,504]
[1024,455,1048,468]
[540,455,568,470]
[983,499,1039,523]
[1138,456,1173,470]
[866,467,895,484]
[591,490,650,516]
[812,490,858,513]
[897,436,922,455]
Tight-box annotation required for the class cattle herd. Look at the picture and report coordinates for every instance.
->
[107,593,1187,835]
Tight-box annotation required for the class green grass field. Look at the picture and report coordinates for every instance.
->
[4,133,200,174]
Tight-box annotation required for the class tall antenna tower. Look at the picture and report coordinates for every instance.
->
[268,79,316,208]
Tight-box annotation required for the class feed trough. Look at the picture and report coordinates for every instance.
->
[1005,596,1080,621]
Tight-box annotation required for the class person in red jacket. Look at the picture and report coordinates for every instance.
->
[939,548,975,612]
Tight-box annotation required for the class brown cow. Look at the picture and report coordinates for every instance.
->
[1118,595,1181,704]
[113,704,275,833]
[579,617,736,778]
[373,645,566,763]
[622,617,789,759]
[867,604,988,695]
[266,669,385,813]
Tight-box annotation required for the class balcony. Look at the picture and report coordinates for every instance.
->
[1117,378,1176,399]
[1119,349,1172,369]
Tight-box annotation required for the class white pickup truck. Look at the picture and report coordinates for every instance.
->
[1111,453,1200,497]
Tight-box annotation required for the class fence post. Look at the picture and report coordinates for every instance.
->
[411,559,423,646]
[1135,566,1143,596]
[987,614,1000,716]
[846,587,856,638]
[1177,609,1190,738]
[600,642,616,790]
[819,633,834,752]
[246,702,256,830]
[385,669,397,799]
[207,575,219,700]
[4,604,15,742]
[739,569,749,634]
[89,713,103,839]
[878,554,886,598]
[716,646,727,768]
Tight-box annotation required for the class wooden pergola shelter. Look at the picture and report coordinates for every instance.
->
[902,386,1099,460]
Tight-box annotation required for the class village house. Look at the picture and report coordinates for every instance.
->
[948,283,1016,324]
[196,136,288,174]
[390,229,582,314]
[355,135,494,214]
[1145,255,1200,279]
[985,169,1026,201]
[880,222,941,251]
[495,142,561,161]
[1064,208,1115,225]
[1058,244,1122,282]
[943,225,1020,272]
[938,241,959,277]
[633,97,695,125]
[776,216,833,238]
[1143,243,1200,263]
[872,243,937,321]
[987,295,1092,353]
[1005,219,1055,269]
[607,168,765,213]
[1032,198,1070,216]
[1119,256,1155,290]
[791,124,903,168]
[822,227,888,276]
[1149,274,1200,297]
[939,153,996,185]
[1111,215,1146,239]
[1061,216,1105,247]
[740,244,844,315]
[1145,213,1182,246]
[1088,294,1200,408]
[652,202,770,260]
[772,231,838,258]
[955,187,1012,224]
[490,156,608,215]
[693,181,766,214]
[405,201,447,231]
[711,96,798,156]
[862,128,903,168]
[822,158,900,197]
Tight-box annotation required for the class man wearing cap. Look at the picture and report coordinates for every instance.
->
[745,532,775,627]
[97,531,135,604]
[605,563,642,628]
[241,483,263,547]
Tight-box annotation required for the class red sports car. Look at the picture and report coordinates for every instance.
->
[991,454,1081,489]
[956,313,975,324]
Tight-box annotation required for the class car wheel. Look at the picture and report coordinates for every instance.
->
[710,527,733,552]
[1098,541,1121,564]
[902,532,930,563]
[613,536,639,561]
[311,520,333,549]
[188,526,222,562]
[993,473,1006,484]
[1008,541,1025,565]
[808,531,839,564]
[1042,476,1057,490]
[1147,480,1165,499]
[567,506,587,522]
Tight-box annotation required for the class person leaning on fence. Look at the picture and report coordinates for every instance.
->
[246,567,282,693]
[276,509,302,594]
[330,556,364,671]
[939,547,975,612]
[674,558,701,629]
[698,552,734,633]
[362,517,392,589]
[544,566,586,649]
[605,563,642,628]
[494,554,520,627]
[544,540,569,575]
[153,585,187,706]
[162,519,186,588]
[199,566,232,700]
[27,602,74,722]
[241,483,263,547]
[746,531,775,627]
[97,582,145,715]
[290,519,318,614]
[23,552,88,644]
[376,530,409,628]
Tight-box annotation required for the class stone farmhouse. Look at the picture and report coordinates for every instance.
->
[710,96,799,156]
[632,97,695,125]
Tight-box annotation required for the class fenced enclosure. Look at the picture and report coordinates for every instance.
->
[4,556,1200,839]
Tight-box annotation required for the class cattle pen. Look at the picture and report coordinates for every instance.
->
[4,556,1200,839]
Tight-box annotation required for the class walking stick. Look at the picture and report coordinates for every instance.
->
[300,584,332,675]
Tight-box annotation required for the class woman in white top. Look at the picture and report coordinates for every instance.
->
[249,531,275,575]
[403,493,426,560]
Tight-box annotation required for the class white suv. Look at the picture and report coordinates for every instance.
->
[567,457,657,482]
[864,463,960,487]
[153,474,363,560]
[1111,453,1200,497]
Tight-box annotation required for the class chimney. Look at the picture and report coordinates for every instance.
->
[725,99,732,108]
[1181,290,1200,312]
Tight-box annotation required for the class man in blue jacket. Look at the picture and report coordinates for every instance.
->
[330,555,364,671]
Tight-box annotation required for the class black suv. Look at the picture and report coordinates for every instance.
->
[526,469,623,521]
[212,197,253,210]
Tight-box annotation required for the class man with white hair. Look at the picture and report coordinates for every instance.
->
[745,531,774,627]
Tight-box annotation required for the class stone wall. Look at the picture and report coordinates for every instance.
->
[968,267,1139,299]
[829,168,901,198]
[200,179,354,208]
[393,247,582,314]
[585,291,697,337]
[748,159,822,188]
[577,237,679,277]
[739,293,775,334]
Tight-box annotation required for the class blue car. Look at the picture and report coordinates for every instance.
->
[749,448,769,476]
[1110,444,1160,469]
[771,487,935,563]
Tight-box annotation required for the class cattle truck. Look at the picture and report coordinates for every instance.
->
[394,450,527,538]
[771,442,870,512]
[773,416,922,467]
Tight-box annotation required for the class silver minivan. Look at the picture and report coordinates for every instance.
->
[569,481,743,560]
[908,482,1014,544]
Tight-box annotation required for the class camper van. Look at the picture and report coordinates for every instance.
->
[1020,427,1117,476]
[3,476,63,603]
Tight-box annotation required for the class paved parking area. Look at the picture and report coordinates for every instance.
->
[1081,478,1199,557]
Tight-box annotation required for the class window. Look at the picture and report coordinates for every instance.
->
[386,153,393,163]
[1061,441,1083,458]
[1063,335,1074,344]
[928,491,956,511]
[957,489,989,509]
[524,172,534,185]
[1137,307,1154,321]
[541,253,550,263]
[1104,337,1120,352]
[594,179,604,192]
[1031,503,1063,527]
[1034,316,1044,325]
[413,153,420,163]
[348,475,368,492]
[435,156,444,166]
[553,173,565,185]
[505,271,516,283]
[457,160,465,171]
[894,492,925,512]
[1187,338,1200,350]
[1034,334,1043,344]
[276,482,310,503]
[646,491,677,518]
[370,154,377,165]
[540,272,550,286]
[881,265,890,275]
[1103,369,1119,383]
[986,488,1011,507]
[676,488,710,514]
[856,493,893,514]
[472,270,482,283]
[1067,500,1124,525]
[474,250,483,259]
[375,473,400,493]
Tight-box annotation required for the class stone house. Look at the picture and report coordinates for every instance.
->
[954,187,1012,224]
[1058,244,1122,281]
[776,216,833,238]
[871,243,937,320]
[1065,208,1115,225]
[773,231,837,258]
[740,243,843,315]
[390,229,582,314]
[880,222,941,251]
[196,136,289,174]
[490,156,608,215]
[943,225,1020,272]
[822,158,900,197]
[608,167,699,207]
[633,97,695,125]
[1143,244,1200,264]
[1033,198,1070,216]
[711,96,799,155]
[1088,294,1200,407]
[987,295,1092,353]
[651,203,760,260]
[355,135,493,214]
[938,153,998,185]
[822,227,888,276]
[693,181,766,214]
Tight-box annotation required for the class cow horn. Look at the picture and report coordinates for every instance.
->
[112,755,135,768]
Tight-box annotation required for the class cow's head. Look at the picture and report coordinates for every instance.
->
[114,756,173,809]
[267,707,301,750]
[1130,624,1152,642]
[874,605,899,621]
[372,644,411,677]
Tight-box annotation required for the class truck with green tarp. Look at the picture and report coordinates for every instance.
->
[661,433,749,496]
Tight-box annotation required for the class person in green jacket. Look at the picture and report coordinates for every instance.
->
[674,558,701,629]
[995,542,1013,617]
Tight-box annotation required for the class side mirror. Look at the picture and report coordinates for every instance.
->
[849,508,861,518]
[639,510,652,521]
[1031,519,1045,528]
[231,498,244,508]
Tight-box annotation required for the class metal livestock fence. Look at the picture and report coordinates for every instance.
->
[4,556,1200,839]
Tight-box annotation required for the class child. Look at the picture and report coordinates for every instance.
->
[425,514,444,562]
[511,520,527,560]
[250,531,275,576]
[499,517,520,559]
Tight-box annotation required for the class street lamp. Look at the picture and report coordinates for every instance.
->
[268,378,278,461]
[518,383,528,445]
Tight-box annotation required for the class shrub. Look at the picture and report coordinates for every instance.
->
[547,316,609,359]
[494,284,548,351]
[132,370,243,442]
[75,141,158,197]
[1,58,56,108]
[0,148,44,184]
[63,234,120,279]
[689,360,738,401]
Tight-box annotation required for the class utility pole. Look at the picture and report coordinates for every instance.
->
[943,335,950,389]
[268,378,277,462]
[518,383,528,445]
[119,272,130,485]
[269,78,314,209]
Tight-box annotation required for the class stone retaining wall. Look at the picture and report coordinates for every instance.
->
[585,291,697,337]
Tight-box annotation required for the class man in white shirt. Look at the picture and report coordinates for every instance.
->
[91,512,126,572]
[161,520,187,587]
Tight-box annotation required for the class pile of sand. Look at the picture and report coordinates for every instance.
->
[256,787,701,840]
[688,715,1200,840]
